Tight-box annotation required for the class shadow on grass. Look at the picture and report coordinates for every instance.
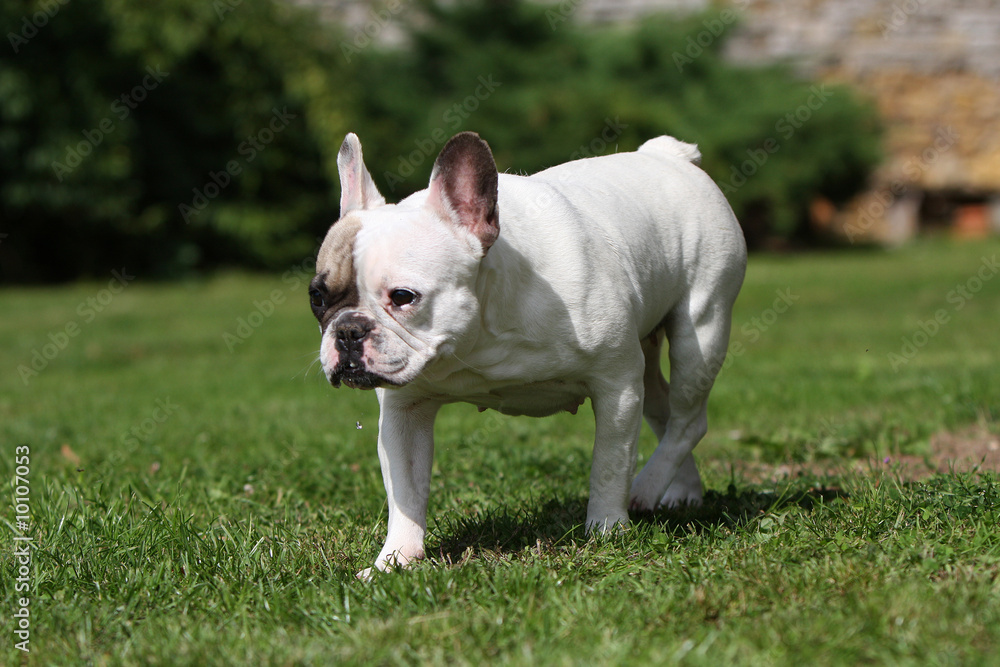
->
[431,483,847,563]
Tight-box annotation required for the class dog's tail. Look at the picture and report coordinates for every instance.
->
[638,136,702,166]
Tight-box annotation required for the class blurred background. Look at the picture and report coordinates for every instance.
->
[1,0,998,284]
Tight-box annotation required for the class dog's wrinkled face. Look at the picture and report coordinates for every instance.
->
[312,132,499,390]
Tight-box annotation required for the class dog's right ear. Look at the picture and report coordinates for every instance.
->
[426,132,499,254]
[337,133,386,217]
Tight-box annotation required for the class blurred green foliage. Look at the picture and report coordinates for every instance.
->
[359,0,883,244]
[1,0,351,281]
[0,0,882,282]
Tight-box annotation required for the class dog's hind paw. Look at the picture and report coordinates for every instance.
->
[658,487,704,510]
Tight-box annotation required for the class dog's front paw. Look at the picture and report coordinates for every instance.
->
[357,547,424,580]
[584,512,629,535]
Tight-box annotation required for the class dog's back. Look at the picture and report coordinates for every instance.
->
[494,137,744,339]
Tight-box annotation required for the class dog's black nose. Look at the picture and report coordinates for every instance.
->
[334,313,373,344]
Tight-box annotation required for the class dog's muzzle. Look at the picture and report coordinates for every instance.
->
[328,312,383,389]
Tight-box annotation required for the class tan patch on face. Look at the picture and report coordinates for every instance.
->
[317,215,362,277]
[311,215,363,331]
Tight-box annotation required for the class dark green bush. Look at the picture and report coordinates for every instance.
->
[0,0,350,281]
[353,0,882,247]
[0,0,881,282]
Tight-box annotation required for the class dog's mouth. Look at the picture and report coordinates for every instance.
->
[329,363,402,390]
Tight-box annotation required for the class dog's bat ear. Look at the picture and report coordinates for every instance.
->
[337,133,386,217]
[427,132,499,254]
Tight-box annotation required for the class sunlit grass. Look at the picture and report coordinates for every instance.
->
[1,239,998,664]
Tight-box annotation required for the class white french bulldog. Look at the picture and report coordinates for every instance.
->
[310,131,746,577]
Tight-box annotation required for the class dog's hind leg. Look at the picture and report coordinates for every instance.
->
[637,331,704,509]
[639,332,671,441]
[630,297,733,511]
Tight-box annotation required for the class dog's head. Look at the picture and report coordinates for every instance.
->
[311,132,499,389]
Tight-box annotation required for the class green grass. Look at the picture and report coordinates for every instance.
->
[1,239,999,665]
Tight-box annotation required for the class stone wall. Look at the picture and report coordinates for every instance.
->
[724,0,1000,80]
[579,0,1000,241]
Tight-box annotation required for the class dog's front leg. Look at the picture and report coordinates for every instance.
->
[359,389,440,579]
[585,370,644,534]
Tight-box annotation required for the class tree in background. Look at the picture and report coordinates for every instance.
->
[0,0,882,282]
[355,0,883,248]
[0,0,351,281]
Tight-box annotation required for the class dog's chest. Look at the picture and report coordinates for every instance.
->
[475,380,589,417]
[417,374,589,417]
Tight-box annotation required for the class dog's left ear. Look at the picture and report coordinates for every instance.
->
[338,133,386,217]
[427,132,499,254]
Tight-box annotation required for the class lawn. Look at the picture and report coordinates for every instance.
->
[1,239,999,665]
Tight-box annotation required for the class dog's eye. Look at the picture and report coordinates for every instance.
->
[389,289,417,307]
[308,288,325,310]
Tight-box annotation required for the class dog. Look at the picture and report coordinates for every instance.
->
[310,131,746,577]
